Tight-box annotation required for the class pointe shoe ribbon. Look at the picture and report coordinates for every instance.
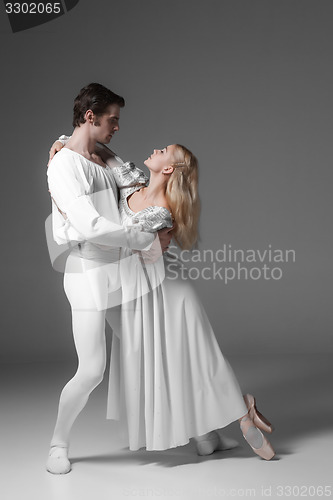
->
[243,394,274,434]
[239,415,275,461]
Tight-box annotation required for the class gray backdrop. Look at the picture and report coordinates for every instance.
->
[1,0,332,363]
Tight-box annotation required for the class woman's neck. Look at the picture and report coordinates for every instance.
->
[143,171,167,202]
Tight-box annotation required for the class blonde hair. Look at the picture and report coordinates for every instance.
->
[165,144,200,250]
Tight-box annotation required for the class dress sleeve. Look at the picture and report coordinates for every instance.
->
[112,162,149,188]
[131,207,173,233]
[47,153,155,251]
[57,135,71,145]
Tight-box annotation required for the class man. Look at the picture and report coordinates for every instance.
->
[46,83,172,474]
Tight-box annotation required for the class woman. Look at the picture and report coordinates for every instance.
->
[47,140,275,474]
[108,144,275,454]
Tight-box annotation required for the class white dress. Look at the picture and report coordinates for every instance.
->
[107,165,248,451]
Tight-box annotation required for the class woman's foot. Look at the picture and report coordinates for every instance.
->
[195,430,239,456]
[46,446,71,474]
[243,394,274,434]
[239,414,275,460]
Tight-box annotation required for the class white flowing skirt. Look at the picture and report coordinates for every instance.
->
[107,253,248,451]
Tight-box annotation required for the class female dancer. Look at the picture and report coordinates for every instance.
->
[47,138,275,474]
[106,144,275,457]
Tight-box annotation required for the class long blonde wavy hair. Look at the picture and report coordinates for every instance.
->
[165,144,200,250]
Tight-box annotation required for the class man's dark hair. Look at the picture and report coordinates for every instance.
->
[73,83,125,128]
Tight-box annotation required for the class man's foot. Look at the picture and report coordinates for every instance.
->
[46,446,71,474]
[195,430,239,456]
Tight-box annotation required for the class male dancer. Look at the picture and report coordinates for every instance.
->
[46,83,171,474]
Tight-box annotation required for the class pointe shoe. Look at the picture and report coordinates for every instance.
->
[239,415,275,461]
[243,394,274,434]
[46,446,71,474]
[195,431,239,456]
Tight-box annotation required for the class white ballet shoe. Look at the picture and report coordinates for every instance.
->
[46,446,71,474]
[214,432,239,451]
[195,431,239,456]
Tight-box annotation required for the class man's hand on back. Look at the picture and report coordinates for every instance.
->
[157,226,173,252]
[139,226,173,264]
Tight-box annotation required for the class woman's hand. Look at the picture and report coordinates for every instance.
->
[48,140,64,166]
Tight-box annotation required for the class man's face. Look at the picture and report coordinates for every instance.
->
[93,104,121,144]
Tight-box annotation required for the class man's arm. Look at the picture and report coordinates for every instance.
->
[47,153,155,251]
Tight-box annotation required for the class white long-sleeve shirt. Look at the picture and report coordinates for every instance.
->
[47,147,155,262]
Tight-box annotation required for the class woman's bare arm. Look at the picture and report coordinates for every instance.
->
[47,136,114,166]
[48,140,65,166]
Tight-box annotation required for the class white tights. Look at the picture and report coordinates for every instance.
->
[50,258,121,449]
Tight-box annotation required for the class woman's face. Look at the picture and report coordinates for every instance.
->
[144,144,179,173]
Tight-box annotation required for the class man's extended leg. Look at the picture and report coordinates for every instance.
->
[47,268,107,474]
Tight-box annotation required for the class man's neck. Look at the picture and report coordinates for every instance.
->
[66,126,97,157]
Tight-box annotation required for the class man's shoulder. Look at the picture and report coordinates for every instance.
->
[50,148,78,164]
[47,149,82,177]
